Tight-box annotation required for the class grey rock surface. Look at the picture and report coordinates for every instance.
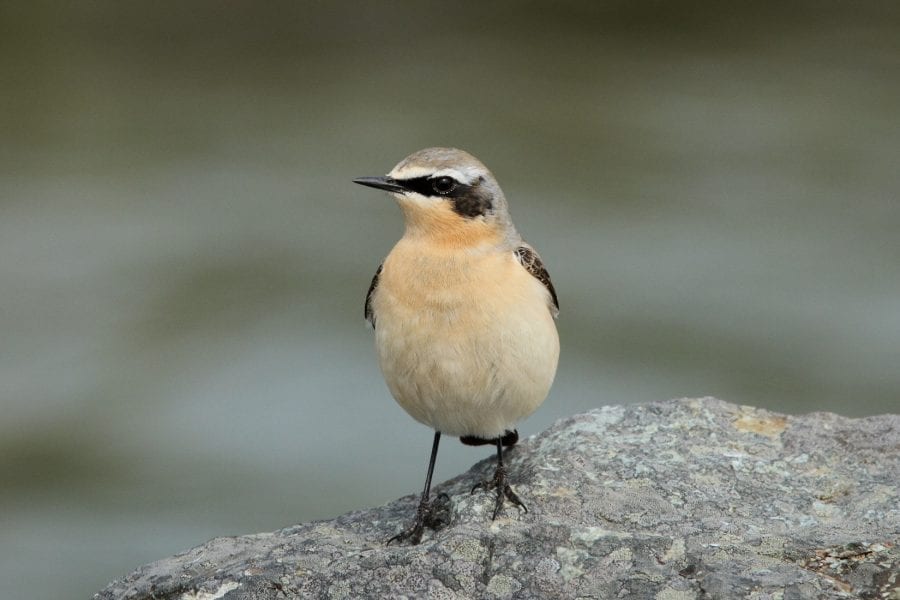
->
[96,398,899,599]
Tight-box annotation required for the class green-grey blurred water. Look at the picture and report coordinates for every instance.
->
[1,2,898,598]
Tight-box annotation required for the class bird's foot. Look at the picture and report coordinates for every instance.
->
[386,493,451,545]
[471,463,528,520]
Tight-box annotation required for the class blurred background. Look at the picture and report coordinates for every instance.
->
[1,1,898,598]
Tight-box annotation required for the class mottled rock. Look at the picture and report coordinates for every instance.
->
[95,398,899,599]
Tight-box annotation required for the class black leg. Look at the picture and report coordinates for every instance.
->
[472,438,528,520]
[387,431,445,545]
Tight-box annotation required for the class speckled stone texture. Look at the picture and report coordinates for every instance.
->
[96,398,899,600]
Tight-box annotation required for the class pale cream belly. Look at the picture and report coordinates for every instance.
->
[372,250,559,439]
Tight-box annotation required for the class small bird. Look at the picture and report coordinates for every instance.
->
[353,148,559,545]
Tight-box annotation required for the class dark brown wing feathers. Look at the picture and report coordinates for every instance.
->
[514,246,559,314]
[365,264,382,327]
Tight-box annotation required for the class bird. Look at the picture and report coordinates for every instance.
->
[353,147,559,545]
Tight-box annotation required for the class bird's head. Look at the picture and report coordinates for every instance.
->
[354,147,518,248]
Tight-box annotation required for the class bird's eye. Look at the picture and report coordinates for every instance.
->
[431,176,457,195]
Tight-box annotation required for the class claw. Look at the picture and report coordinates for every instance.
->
[472,463,528,520]
[387,521,425,546]
[386,493,451,545]
[388,432,445,546]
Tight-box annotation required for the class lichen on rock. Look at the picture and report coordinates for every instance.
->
[95,398,899,599]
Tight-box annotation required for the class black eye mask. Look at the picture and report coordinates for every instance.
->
[395,176,493,218]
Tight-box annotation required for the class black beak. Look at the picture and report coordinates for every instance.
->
[353,176,407,194]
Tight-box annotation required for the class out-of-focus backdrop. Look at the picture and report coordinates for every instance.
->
[2,2,898,598]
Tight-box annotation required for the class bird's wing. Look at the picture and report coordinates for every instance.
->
[514,245,559,317]
[364,263,383,328]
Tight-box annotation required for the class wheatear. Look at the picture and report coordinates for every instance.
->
[354,147,559,545]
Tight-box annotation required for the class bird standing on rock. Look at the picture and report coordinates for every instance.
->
[354,148,560,544]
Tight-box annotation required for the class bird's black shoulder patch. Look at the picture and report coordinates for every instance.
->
[514,246,559,314]
[365,263,382,327]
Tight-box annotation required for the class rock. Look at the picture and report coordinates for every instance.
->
[95,398,899,599]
